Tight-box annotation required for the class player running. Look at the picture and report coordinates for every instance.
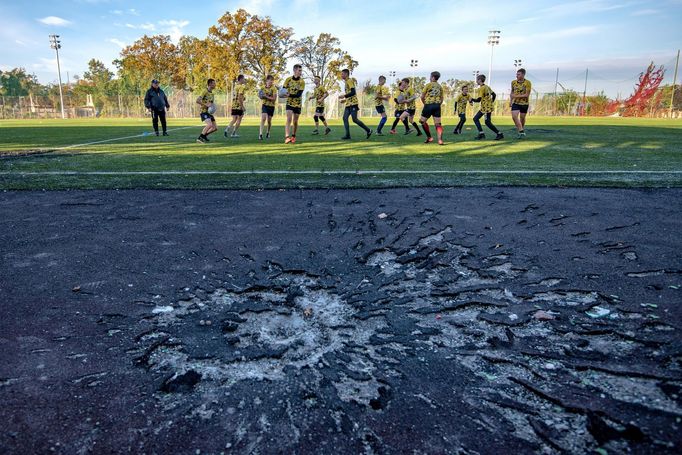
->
[388,80,411,134]
[396,78,422,136]
[471,74,504,140]
[510,68,531,138]
[339,69,372,140]
[374,75,391,135]
[311,76,331,135]
[281,64,305,144]
[224,74,246,138]
[419,71,445,145]
[453,85,471,134]
[259,75,277,140]
[196,78,218,143]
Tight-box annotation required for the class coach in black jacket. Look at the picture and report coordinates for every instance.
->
[144,79,170,136]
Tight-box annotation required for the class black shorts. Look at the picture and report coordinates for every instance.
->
[394,109,404,118]
[406,108,416,117]
[200,113,215,122]
[261,105,275,116]
[286,105,301,115]
[375,105,386,114]
[421,103,442,119]
[315,106,325,115]
[231,109,244,117]
[511,103,529,114]
[344,105,360,115]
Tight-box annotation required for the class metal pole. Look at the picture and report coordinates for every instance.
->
[489,46,494,87]
[670,49,680,118]
[554,68,559,116]
[582,68,588,116]
[50,35,66,119]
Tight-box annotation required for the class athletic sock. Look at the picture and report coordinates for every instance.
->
[402,118,410,132]
[436,125,443,138]
[378,117,387,133]
[422,122,431,138]
[391,118,400,130]
[412,122,422,135]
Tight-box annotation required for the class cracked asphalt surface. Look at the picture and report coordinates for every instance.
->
[1,188,681,454]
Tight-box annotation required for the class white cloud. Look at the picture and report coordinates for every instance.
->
[107,38,126,48]
[37,16,72,26]
[129,8,140,16]
[631,9,659,15]
[111,10,123,15]
[125,22,156,31]
[235,0,275,15]
[158,19,190,42]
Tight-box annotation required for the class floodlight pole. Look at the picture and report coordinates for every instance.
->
[487,30,500,86]
[582,68,589,116]
[410,59,418,79]
[670,49,680,118]
[49,34,66,119]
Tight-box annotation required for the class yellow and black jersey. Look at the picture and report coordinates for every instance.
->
[344,77,359,106]
[198,90,214,114]
[261,85,277,107]
[454,93,471,114]
[394,89,406,111]
[313,86,327,108]
[423,82,443,105]
[375,85,389,107]
[476,84,495,113]
[283,76,305,108]
[404,87,417,110]
[511,79,532,105]
[232,84,245,108]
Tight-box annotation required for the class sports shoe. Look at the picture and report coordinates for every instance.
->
[196,136,206,143]
[452,129,459,135]
[155,131,159,136]
[231,133,240,138]
[376,132,384,136]
[285,136,292,144]
[416,131,423,137]
[475,133,485,140]
[291,136,297,144]
[495,133,504,140]
[389,129,397,135]
[424,137,434,144]
[518,132,526,139]
[324,127,331,136]
[266,132,270,139]
[404,129,414,135]
[259,134,263,140]
[312,129,319,135]
[341,136,351,140]
[366,129,373,139]
[438,139,444,146]
[224,126,232,138]
[163,132,169,136]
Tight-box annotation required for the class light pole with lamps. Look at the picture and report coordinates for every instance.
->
[410,59,418,80]
[49,34,66,119]
[487,30,501,86]
[514,59,523,69]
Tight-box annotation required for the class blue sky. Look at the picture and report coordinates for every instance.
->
[1,0,681,96]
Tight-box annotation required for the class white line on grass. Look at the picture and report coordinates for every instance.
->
[3,170,681,176]
[56,126,198,150]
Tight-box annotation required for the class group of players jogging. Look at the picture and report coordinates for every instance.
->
[195,65,531,145]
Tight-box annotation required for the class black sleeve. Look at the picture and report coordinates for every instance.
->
[143,90,151,108]
[454,101,458,111]
[346,88,357,98]
[471,97,481,103]
[289,90,303,99]
[164,93,170,108]
[491,91,497,102]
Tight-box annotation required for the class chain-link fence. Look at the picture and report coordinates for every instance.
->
[2,89,680,119]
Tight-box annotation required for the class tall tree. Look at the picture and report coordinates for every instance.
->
[118,35,182,89]
[82,59,114,111]
[292,33,356,90]
[207,9,251,86]
[242,15,293,82]
[0,68,41,96]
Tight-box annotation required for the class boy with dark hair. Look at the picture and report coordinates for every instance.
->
[453,85,471,134]
[396,78,422,136]
[339,69,372,140]
[389,79,411,134]
[374,75,390,135]
[225,74,246,138]
[311,75,331,135]
[419,71,444,145]
[471,74,504,140]
[510,68,531,138]
[259,75,277,140]
[282,64,305,144]
[196,78,217,143]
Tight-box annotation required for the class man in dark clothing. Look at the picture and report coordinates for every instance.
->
[144,79,170,136]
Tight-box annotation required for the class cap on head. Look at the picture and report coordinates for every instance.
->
[151,79,159,84]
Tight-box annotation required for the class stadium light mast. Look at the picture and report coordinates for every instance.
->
[514,59,523,69]
[410,59,418,79]
[49,34,66,119]
[473,70,480,81]
[487,30,501,86]
[670,49,680,118]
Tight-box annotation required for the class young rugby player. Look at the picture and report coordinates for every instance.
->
[453,85,471,134]
[374,75,391,135]
[339,69,372,140]
[419,71,445,145]
[259,75,277,140]
[282,64,305,144]
[389,80,411,134]
[471,74,504,140]
[311,76,331,135]
[397,78,422,135]
[224,74,246,138]
[196,78,218,143]
[510,68,531,138]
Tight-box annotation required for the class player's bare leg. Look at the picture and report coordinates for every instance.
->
[292,114,300,143]
[285,110,293,143]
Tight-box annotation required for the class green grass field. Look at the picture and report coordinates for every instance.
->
[1,116,681,189]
